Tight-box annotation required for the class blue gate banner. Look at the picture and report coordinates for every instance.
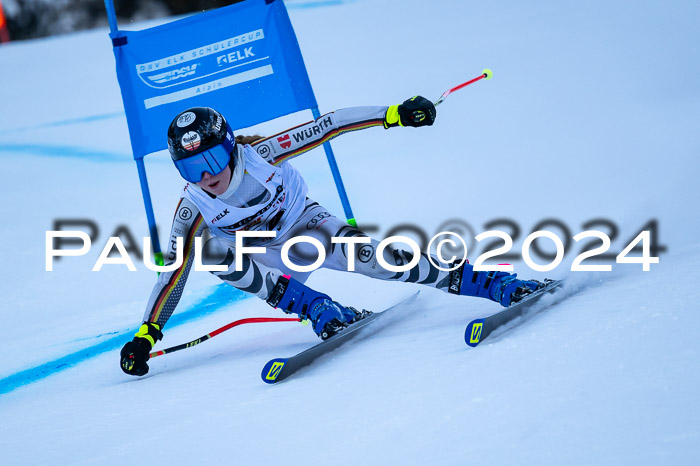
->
[110,0,317,159]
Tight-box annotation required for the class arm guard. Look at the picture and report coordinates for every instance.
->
[141,197,206,328]
[250,106,388,165]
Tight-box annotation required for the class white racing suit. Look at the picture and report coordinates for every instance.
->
[143,106,452,327]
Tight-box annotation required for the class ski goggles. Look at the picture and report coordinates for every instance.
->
[173,137,235,183]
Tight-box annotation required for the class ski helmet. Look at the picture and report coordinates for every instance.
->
[167,107,236,183]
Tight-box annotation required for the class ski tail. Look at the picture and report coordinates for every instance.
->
[464,280,565,347]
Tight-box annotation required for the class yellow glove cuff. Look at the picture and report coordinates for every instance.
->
[135,323,162,348]
[383,105,403,129]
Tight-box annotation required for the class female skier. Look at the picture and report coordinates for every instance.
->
[120,97,543,376]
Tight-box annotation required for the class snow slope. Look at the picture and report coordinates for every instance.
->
[1,0,699,464]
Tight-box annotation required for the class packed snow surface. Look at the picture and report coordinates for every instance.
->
[1,0,699,464]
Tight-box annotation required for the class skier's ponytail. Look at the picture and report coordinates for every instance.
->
[235,135,265,145]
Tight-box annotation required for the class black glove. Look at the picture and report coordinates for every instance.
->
[120,322,162,376]
[383,95,436,128]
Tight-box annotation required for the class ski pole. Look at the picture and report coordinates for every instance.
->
[149,316,302,358]
[434,68,492,106]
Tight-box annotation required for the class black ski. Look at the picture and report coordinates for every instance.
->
[465,280,565,347]
[261,291,420,384]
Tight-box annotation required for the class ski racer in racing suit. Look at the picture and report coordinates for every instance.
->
[120,97,544,376]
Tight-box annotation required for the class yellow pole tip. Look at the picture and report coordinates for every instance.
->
[482,68,493,80]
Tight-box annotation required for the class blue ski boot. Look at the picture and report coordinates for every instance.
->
[266,275,370,339]
[449,263,543,307]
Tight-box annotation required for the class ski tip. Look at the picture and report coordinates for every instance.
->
[261,358,288,384]
[465,318,486,347]
[482,68,493,80]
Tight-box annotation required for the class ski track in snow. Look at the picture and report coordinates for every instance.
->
[1,0,699,464]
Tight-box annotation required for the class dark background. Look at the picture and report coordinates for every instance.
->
[2,0,245,41]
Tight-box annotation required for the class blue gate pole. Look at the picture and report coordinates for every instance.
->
[104,0,118,33]
[105,0,163,266]
[311,107,357,227]
[135,158,164,266]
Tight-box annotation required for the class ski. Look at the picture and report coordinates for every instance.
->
[465,280,565,347]
[261,291,420,384]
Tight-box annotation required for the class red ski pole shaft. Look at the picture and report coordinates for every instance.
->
[149,316,301,358]
[434,68,493,106]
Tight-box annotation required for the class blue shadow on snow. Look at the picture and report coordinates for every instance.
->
[0,284,249,396]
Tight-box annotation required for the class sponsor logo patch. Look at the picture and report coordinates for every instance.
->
[448,266,463,294]
[216,47,255,66]
[217,185,286,235]
[358,245,374,263]
[291,116,333,144]
[178,207,193,221]
[277,134,292,150]
[469,323,483,344]
[306,212,331,230]
[211,208,230,224]
[148,63,200,85]
[266,361,284,380]
[181,131,201,151]
[136,29,265,90]
[256,143,271,158]
[176,111,196,128]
